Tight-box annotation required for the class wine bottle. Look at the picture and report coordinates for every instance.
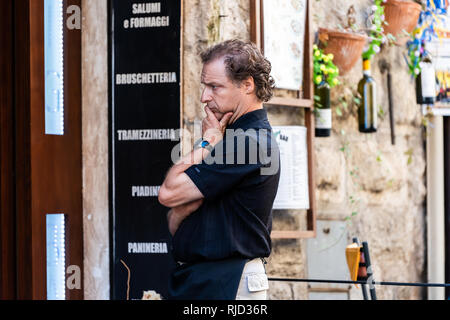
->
[415,52,435,105]
[314,81,331,137]
[357,59,377,133]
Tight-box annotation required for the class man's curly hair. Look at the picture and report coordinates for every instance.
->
[200,39,275,102]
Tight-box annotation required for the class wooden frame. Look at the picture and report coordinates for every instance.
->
[14,0,84,299]
[251,0,316,239]
[0,0,16,299]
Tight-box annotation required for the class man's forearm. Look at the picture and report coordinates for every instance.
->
[159,121,227,207]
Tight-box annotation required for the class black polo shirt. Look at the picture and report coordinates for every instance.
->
[172,108,281,263]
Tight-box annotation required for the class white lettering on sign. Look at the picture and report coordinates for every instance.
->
[116,72,177,85]
[117,129,177,141]
[130,16,169,28]
[132,186,160,197]
[132,3,161,14]
[123,16,170,29]
[128,242,168,254]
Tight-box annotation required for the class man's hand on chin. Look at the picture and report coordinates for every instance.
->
[206,106,231,122]
[202,106,233,146]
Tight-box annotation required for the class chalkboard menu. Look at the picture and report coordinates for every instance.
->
[109,0,180,300]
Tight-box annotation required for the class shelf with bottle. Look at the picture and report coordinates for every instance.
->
[312,45,340,138]
[251,0,317,239]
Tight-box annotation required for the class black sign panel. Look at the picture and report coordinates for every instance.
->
[109,0,180,300]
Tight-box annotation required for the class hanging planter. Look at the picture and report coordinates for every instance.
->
[318,28,367,75]
[383,0,422,45]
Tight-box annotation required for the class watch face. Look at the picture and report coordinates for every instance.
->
[201,140,210,148]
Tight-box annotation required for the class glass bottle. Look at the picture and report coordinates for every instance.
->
[357,59,377,133]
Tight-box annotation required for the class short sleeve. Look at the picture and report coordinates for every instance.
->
[184,131,274,199]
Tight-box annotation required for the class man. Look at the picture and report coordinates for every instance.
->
[158,39,280,300]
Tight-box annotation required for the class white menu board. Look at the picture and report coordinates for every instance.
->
[272,126,309,209]
[263,0,307,90]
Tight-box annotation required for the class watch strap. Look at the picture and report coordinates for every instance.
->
[194,138,213,152]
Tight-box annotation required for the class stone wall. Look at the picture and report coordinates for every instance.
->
[182,0,427,300]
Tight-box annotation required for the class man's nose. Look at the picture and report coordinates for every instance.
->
[200,87,211,103]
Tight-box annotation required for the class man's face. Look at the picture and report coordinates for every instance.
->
[200,58,245,120]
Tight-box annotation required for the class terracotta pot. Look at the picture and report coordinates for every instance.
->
[318,28,367,75]
[383,0,422,45]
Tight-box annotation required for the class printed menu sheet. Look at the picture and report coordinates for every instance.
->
[272,126,310,209]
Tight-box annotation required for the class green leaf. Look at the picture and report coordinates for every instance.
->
[387,179,394,188]
[404,148,413,156]
[376,151,382,163]
[404,148,413,165]
[378,105,385,118]
[313,108,320,116]
[336,106,342,116]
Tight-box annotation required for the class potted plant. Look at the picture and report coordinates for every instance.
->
[318,6,368,75]
[318,28,367,75]
[383,0,422,45]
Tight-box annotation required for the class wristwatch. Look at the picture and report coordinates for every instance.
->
[194,138,213,152]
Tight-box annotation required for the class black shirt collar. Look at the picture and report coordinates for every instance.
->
[227,108,267,130]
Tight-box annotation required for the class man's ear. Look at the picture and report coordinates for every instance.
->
[242,76,255,94]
